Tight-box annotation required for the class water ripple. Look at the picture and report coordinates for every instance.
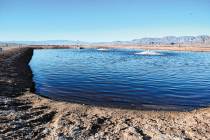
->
[30,49,210,110]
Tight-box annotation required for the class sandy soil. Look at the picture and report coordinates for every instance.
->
[0,47,210,140]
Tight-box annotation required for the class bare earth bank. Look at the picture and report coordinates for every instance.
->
[0,47,210,140]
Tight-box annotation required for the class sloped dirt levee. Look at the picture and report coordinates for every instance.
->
[0,48,56,139]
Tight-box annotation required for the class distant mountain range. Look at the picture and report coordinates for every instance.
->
[133,35,210,45]
[0,40,87,45]
[0,41,19,46]
[109,35,210,45]
[1,35,210,46]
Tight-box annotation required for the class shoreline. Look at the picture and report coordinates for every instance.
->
[36,92,204,112]
[27,44,210,52]
[0,47,210,139]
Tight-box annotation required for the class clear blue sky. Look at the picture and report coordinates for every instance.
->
[0,0,210,42]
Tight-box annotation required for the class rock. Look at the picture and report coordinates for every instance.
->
[43,128,50,135]
[121,127,143,140]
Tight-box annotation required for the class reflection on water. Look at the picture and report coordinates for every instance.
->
[29,49,210,110]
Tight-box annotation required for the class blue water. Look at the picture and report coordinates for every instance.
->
[29,49,210,110]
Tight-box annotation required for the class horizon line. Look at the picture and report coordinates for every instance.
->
[1,35,209,43]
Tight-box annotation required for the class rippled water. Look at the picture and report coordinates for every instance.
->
[29,49,210,110]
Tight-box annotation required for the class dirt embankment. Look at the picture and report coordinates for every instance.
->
[0,48,56,139]
[0,48,210,140]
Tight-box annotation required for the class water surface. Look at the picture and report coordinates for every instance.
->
[30,49,210,110]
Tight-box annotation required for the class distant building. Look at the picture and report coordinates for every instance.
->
[0,48,2,52]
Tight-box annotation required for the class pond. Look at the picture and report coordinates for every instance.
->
[29,49,210,110]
